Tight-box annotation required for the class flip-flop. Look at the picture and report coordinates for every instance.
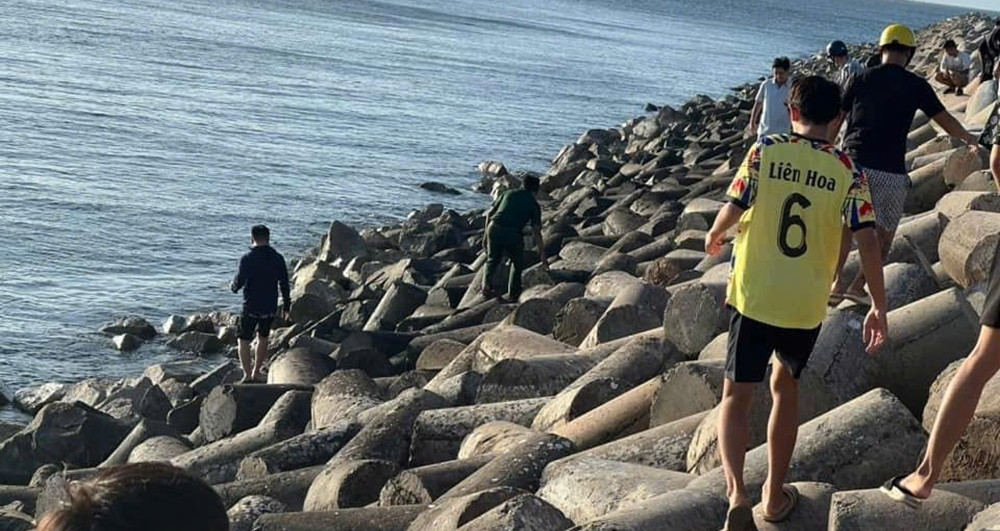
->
[880,475,924,509]
[761,484,799,523]
[723,505,758,531]
[841,292,872,306]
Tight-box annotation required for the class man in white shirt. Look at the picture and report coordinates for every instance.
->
[827,40,864,91]
[935,39,972,95]
[749,57,792,138]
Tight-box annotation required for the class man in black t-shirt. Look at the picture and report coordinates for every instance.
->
[230,225,291,383]
[829,24,979,303]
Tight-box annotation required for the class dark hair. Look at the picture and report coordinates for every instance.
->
[523,175,540,192]
[251,224,270,242]
[789,76,841,125]
[37,464,229,531]
[772,57,791,71]
[943,39,957,49]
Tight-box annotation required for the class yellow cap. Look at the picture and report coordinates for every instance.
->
[879,24,916,48]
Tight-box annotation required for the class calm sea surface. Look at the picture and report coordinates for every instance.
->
[0,0,978,420]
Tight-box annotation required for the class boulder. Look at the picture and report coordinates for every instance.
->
[320,221,369,265]
[421,182,462,195]
[13,383,66,414]
[163,315,187,334]
[99,317,157,340]
[166,331,224,355]
[144,361,205,385]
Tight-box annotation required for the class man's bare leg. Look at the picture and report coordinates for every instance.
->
[844,226,892,297]
[251,335,270,382]
[899,327,1000,498]
[719,379,757,510]
[762,362,800,515]
[237,338,253,383]
[831,226,853,296]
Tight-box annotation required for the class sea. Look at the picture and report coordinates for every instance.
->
[0,0,984,421]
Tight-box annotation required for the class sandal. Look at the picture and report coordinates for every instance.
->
[880,475,924,509]
[723,505,758,531]
[761,484,799,523]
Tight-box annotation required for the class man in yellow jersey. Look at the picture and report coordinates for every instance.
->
[705,75,888,531]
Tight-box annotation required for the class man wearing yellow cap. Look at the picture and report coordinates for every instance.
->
[829,24,979,304]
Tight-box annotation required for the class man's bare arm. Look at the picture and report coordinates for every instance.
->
[931,110,978,147]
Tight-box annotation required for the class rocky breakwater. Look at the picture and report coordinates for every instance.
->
[1,12,1000,531]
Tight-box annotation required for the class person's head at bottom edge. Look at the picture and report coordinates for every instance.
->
[37,463,229,531]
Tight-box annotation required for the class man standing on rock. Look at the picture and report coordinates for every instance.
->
[482,175,547,301]
[827,40,864,92]
[230,224,291,383]
[829,24,979,304]
[882,116,1000,510]
[706,75,888,530]
[749,57,792,139]
[935,39,972,96]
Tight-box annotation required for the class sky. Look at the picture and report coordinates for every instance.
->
[930,0,1000,11]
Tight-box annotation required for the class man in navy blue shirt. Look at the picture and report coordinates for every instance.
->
[230,225,291,383]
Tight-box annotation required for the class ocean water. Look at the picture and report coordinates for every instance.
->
[0,0,978,420]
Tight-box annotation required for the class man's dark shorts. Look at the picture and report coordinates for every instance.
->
[238,313,274,340]
[726,308,821,383]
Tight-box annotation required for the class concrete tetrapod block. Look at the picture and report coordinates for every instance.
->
[584,271,644,299]
[698,332,728,360]
[580,282,669,348]
[686,366,838,474]
[878,287,980,416]
[214,465,323,511]
[416,339,467,372]
[685,388,926,504]
[907,135,963,168]
[937,191,1000,228]
[967,501,1000,530]
[311,369,383,430]
[226,495,286,531]
[379,455,494,506]
[458,421,535,460]
[940,210,1000,288]
[476,354,599,404]
[649,359,726,428]
[537,456,695,525]
[409,397,550,466]
[329,389,446,469]
[532,333,678,431]
[99,418,183,467]
[907,122,938,151]
[198,383,311,443]
[407,487,523,531]
[550,376,662,451]
[802,306,880,404]
[923,360,1000,482]
[171,419,302,484]
[127,435,192,463]
[438,433,575,501]
[567,411,707,472]
[254,505,428,531]
[567,488,728,531]
[303,459,400,511]
[457,493,574,531]
[422,299,502,337]
[553,297,614,347]
[501,297,560,335]
[236,420,360,480]
[266,347,336,386]
[828,479,1000,531]
[662,277,728,357]
[364,282,428,332]
[0,487,37,516]
[752,481,836,531]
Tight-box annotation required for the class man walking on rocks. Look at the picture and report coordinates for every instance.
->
[230,224,291,383]
[706,75,888,530]
[882,123,1000,510]
[827,40,864,91]
[749,57,792,139]
[830,24,979,304]
[482,175,548,301]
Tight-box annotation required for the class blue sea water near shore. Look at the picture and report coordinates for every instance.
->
[0,0,982,420]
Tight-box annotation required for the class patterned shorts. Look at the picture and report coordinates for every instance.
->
[861,166,910,232]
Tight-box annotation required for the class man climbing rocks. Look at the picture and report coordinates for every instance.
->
[482,175,548,301]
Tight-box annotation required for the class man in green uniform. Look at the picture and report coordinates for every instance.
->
[482,175,548,300]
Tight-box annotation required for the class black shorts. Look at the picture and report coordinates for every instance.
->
[238,313,274,340]
[726,308,821,383]
[982,251,1000,329]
